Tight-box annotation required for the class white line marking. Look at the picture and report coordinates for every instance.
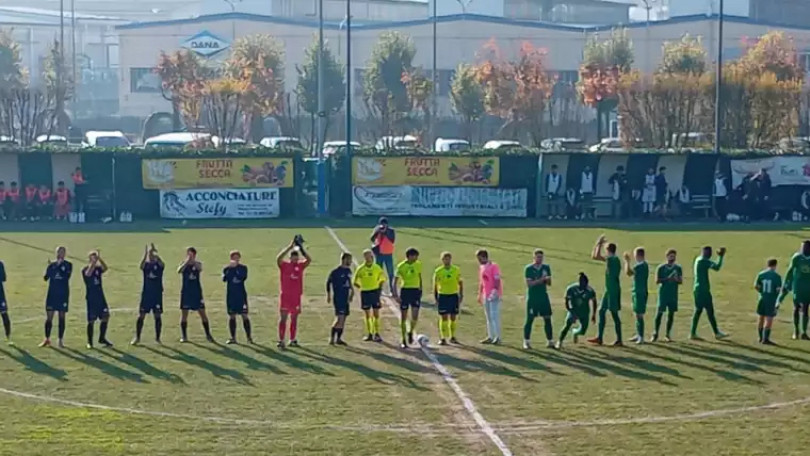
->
[325,226,514,456]
[13,307,139,324]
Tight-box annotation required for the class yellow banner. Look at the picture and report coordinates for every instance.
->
[352,156,499,186]
[142,158,294,189]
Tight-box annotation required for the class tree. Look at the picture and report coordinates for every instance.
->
[227,34,285,140]
[155,50,211,130]
[578,28,634,140]
[295,37,345,147]
[401,67,434,139]
[41,40,73,135]
[202,76,250,149]
[0,29,26,88]
[450,63,485,142]
[363,31,417,137]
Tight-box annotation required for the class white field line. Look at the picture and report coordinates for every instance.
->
[324,226,514,456]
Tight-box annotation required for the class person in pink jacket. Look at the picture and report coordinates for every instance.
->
[477,249,502,344]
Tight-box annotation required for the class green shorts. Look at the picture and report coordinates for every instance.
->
[657,299,678,313]
[757,299,777,317]
[632,293,648,314]
[694,291,714,310]
[793,291,810,307]
[527,295,552,317]
[600,290,621,312]
[566,307,590,324]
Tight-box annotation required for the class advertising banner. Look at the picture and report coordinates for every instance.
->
[731,156,810,188]
[352,156,499,187]
[160,188,280,219]
[352,186,526,217]
[143,158,293,189]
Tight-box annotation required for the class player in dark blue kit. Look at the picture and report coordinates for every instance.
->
[132,243,165,345]
[327,252,354,345]
[83,250,112,349]
[223,250,252,345]
[0,260,11,344]
[41,246,72,348]
[178,247,214,343]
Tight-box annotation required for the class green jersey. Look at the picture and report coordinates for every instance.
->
[632,261,649,295]
[755,269,782,303]
[787,253,810,295]
[565,283,596,311]
[525,263,551,304]
[657,263,682,302]
[693,255,723,293]
[605,256,621,292]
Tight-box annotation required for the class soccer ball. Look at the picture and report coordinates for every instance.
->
[416,334,430,347]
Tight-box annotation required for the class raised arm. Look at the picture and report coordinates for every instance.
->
[370,226,381,243]
[591,235,607,262]
[277,243,294,268]
[140,245,148,269]
[98,256,109,273]
[623,252,634,276]
[300,246,312,267]
[711,252,725,271]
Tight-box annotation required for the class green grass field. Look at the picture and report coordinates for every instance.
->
[1,221,810,456]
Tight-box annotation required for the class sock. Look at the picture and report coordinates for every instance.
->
[690,309,702,336]
[58,317,66,339]
[1,313,10,338]
[543,318,553,341]
[559,319,573,342]
[290,318,298,341]
[135,317,144,339]
[181,321,188,339]
[410,319,418,334]
[757,326,764,341]
[794,308,801,334]
[86,323,94,345]
[653,312,663,336]
[99,321,108,342]
[45,320,53,338]
[363,316,372,335]
[229,319,237,339]
[450,319,458,338]
[155,316,162,340]
[763,328,772,342]
[636,317,644,340]
[278,320,286,341]
[597,309,607,340]
[400,319,407,340]
[612,310,623,342]
[330,327,337,342]
[666,312,675,337]
[438,318,446,339]
[202,320,212,338]
[243,319,252,340]
[802,310,809,334]
[523,314,535,340]
[706,307,720,334]
[373,316,381,335]
[336,327,344,340]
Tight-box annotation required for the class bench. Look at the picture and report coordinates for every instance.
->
[691,194,712,218]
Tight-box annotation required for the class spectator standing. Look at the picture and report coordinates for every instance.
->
[54,182,71,221]
[713,172,729,221]
[655,167,669,218]
[545,164,563,220]
[580,166,595,220]
[743,173,759,222]
[72,167,87,213]
[371,217,396,293]
[641,168,657,217]
[608,166,630,219]
[758,168,773,220]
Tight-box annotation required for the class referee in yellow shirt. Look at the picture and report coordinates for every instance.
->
[353,249,386,342]
[394,247,423,348]
[434,251,463,345]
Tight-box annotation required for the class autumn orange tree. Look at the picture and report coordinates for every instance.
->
[155,50,212,130]
[202,76,250,149]
[578,28,634,140]
[474,40,553,146]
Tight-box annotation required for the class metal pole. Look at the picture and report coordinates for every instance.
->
[346,0,352,157]
[714,0,724,154]
[431,0,437,148]
[71,0,77,118]
[317,0,327,215]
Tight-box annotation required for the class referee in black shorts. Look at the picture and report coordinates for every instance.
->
[327,252,354,345]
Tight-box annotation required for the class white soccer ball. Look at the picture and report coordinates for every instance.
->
[416,334,430,347]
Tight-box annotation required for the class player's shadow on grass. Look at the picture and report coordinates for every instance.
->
[601,347,692,380]
[719,341,810,372]
[500,345,605,377]
[459,345,563,377]
[653,343,772,373]
[195,343,287,375]
[561,349,677,386]
[650,344,765,385]
[0,346,68,381]
[401,346,540,383]
[296,346,428,390]
[57,347,146,383]
[97,347,185,384]
[243,344,333,376]
[146,344,253,385]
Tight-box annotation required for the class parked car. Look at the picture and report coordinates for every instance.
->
[0,136,17,146]
[36,134,68,146]
[435,138,471,152]
[322,141,361,156]
[483,140,521,150]
[83,130,131,148]
[375,135,418,151]
[212,136,247,148]
[588,137,625,153]
[671,132,710,148]
[259,136,304,149]
[144,132,211,148]
[541,137,585,151]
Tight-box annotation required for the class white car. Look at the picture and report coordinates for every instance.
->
[375,135,418,151]
[36,134,68,145]
[541,138,584,151]
[322,141,361,156]
[84,130,131,148]
[483,140,521,150]
[212,136,247,147]
[435,138,470,152]
[260,136,304,149]
[144,132,210,148]
[588,137,625,153]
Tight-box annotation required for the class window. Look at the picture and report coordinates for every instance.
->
[130,68,161,93]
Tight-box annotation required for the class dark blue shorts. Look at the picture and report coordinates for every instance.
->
[87,299,109,321]
[400,288,422,311]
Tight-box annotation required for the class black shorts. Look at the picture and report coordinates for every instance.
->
[333,296,350,316]
[437,294,460,315]
[180,292,205,311]
[46,296,69,313]
[360,290,381,310]
[400,288,422,311]
[140,292,163,315]
[86,299,109,321]
[227,298,249,315]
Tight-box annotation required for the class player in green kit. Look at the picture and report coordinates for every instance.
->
[556,273,597,349]
[523,249,553,349]
[755,258,782,345]
[652,249,682,342]
[690,246,728,340]
[394,247,423,348]
[779,241,810,339]
[588,235,623,346]
[624,247,648,344]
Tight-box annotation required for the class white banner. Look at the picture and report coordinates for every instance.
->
[352,186,527,217]
[731,157,810,188]
[160,188,280,219]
